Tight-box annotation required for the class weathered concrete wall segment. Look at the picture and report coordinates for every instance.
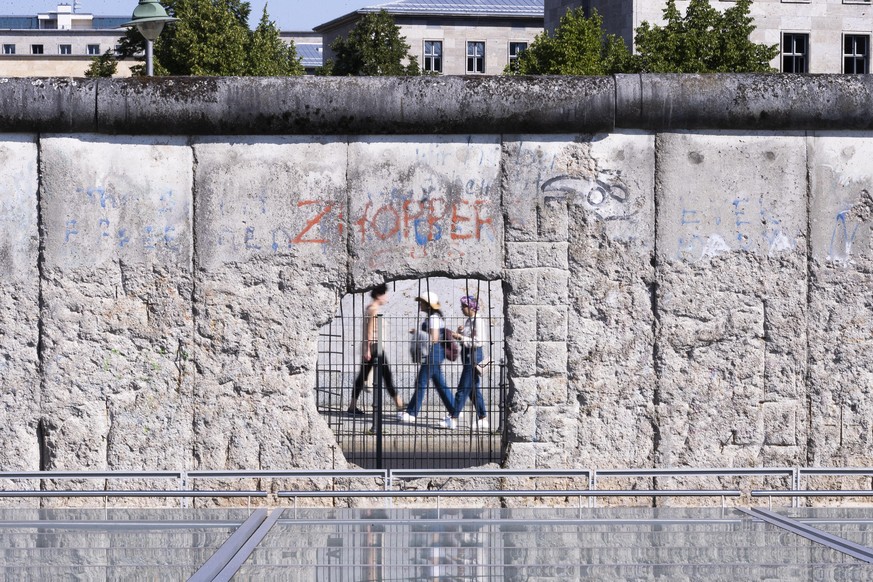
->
[1,76,872,489]
[3,75,873,135]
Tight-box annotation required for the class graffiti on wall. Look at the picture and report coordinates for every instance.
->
[675,195,796,259]
[61,186,187,255]
[540,173,634,222]
[828,189,872,263]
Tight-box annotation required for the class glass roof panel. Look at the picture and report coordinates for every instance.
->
[0,508,249,580]
[236,507,869,580]
[772,507,873,549]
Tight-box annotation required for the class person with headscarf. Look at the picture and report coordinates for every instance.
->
[441,295,489,431]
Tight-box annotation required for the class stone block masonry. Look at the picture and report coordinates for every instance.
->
[1,76,872,496]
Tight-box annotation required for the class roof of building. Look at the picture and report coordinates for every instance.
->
[296,43,324,69]
[0,16,39,29]
[315,0,543,31]
[0,15,127,30]
[365,0,543,16]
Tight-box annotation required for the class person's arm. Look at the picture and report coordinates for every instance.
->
[452,317,476,346]
[470,315,482,347]
[363,304,377,361]
[429,317,440,343]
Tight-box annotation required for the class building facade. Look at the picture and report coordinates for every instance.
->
[0,5,134,77]
[280,31,324,75]
[545,0,872,74]
[315,0,544,76]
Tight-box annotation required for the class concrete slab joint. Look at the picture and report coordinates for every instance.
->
[1,75,873,500]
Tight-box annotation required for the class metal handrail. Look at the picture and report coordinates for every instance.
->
[0,468,871,506]
[594,467,796,478]
[0,490,267,498]
[277,489,740,498]
[753,490,873,497]
[188,470,387,479]
[277,489,742,511]
[389,469,591,479]
[0,471,184,479]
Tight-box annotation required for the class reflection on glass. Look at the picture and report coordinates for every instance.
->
[236,507,868,580]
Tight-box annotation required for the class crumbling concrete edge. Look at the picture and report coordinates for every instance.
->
[1,74,871,135]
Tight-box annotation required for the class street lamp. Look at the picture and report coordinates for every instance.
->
[123,0,177,76]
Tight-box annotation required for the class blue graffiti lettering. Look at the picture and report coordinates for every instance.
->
[65,220,78,242]
[244,226,261,250]
[117,228,130,248]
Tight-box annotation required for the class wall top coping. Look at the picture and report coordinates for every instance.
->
[1,74,871,135]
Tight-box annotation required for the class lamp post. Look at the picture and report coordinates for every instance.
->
[123,0,177,76]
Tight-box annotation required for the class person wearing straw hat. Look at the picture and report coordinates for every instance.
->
[398,291,454,423]
[441,295,489,431]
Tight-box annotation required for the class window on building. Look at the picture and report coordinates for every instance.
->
[782,33,808,73]
[31,44,44,55]
[87,44,100,55]
[59,44,72,55]
[2,44,15,55]
[508,42,527,70]
[466,41,485,74]
[424,40,442,73]
[844,34,870,73]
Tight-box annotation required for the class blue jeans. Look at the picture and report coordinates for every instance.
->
[406,344,454,417]
[452,347,486,419]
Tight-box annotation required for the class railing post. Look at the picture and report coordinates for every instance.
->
[793,467,800,508]
[590,469,597,509]
[180,470,189,509]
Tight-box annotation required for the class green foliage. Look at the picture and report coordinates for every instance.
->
[157,0,253,75]
[247,6,304,75]
[84,48,118,78]
[634,0,778,73]
[506,8,632,75]
[122,0,303,76]
[330,10,420,76]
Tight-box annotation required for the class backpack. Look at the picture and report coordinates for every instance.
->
[442,327,459,361]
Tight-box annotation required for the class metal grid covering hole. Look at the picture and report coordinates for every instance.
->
[316,278,507,470]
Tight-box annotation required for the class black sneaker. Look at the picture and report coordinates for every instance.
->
[347,406,365,416]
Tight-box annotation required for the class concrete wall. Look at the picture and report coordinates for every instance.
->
[1,75,873,488]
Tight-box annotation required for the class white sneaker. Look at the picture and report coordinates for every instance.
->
[474,417,489,432]
[398,411,416,424]
[475,358,492,375]
[440,416,457,430]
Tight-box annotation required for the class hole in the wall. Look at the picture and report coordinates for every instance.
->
[315,277,507,470]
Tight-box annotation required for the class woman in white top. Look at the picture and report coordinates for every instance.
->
[441,295,488,431]
[398,291,454,423]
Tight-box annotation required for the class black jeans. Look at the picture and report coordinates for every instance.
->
[353,345,398,401]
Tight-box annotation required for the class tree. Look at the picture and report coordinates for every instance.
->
[329,10,420,76]
[506,8,632,75]
[119,0,303,76]
[247,6,304,76]
[156,0,253,75]
[634,0,778,73]
[85,48,118,78]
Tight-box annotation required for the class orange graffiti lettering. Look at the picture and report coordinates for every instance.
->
[474,200,493,239]
[293,200,333,244]
[451,200,473,240]
[372,204,401,240]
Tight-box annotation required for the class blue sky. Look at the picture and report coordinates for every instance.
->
[3,0,363,31]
